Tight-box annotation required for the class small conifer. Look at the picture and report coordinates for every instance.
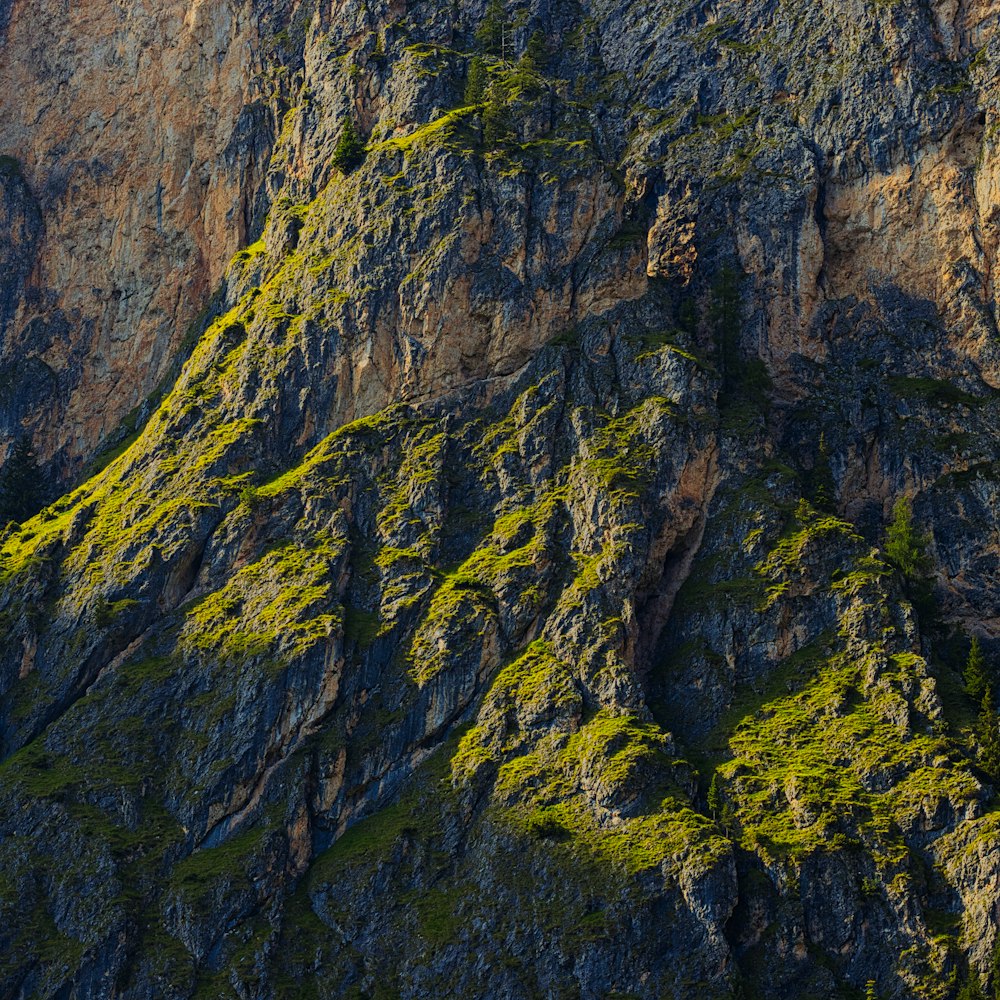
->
[465,56,488,105]
[523,29,547,72]
[978,685,1000,781]
[483,82,514,147]
[885,496,931,581]
[0,437,45,525]
[965,635,991,704]
[475,0,505,56]
[332,118,365,174]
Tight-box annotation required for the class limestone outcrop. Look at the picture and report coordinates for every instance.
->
[2,0,1000,997]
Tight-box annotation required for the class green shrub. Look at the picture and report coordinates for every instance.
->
[957,971,987,1000]
[94,597,140,628]
[238,486,264,511]
[526,807,570,840]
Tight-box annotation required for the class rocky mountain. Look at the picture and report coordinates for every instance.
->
[1,0,1000,996]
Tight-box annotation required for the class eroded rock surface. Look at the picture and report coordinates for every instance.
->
[2,0,1000,997]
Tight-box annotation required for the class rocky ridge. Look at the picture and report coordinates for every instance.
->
[2,0,1000,997]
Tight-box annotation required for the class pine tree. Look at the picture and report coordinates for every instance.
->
[977,685,1000,781]
[811,432,836,512]
[710,266,742,392]
[707,772,721,821]
[885,495,935,619]
[0,437,45,525]
[965,635,991,704]
[678,297,698,335]
[522,28,547,72]
[956,977,986,1000]
[475,0,505,56]
[332,118,365,174]
[465,55,488,105]
[482,81,513,148]
[885,496,931,581]
[991,940,1000,1000]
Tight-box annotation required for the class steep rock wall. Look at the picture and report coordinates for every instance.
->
[1,0,1000,997]
[0,0,288,475]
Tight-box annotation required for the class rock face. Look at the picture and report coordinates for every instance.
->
[0,0,290,477]
[2,0,1000,997]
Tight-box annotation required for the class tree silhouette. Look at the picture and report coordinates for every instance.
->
[965,635,991,704]
[332,118,365,174]
[465,56,488,105]
[476,0,506,56]
[810,432,836,512]
[885,496,931,581]
[977,685,1000,781]
[0,437,46,525]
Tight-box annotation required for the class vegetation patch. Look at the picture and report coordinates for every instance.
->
[182,537,344,667]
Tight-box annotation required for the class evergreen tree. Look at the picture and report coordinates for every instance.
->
[332,118,365,174]
[465,55,488,105]
[965,635,991,704]
[678,297,698,335]
[710,266,742,392]
[810,432,836,512]
[885,496,931,581]
[0,437,45,525]
[885,495,936,619]
[977,685,1000,781]
[957,977,986,1000]
[482,82,513,148]
[522,28,547,72]
[992,940,1000,1000]
[475,0,505,56]
[707,772,721,821]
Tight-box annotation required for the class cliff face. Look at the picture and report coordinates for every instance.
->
[0,0,293,477]
[2,0,1000,997]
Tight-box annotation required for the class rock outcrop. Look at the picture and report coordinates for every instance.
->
[0,0,291,477]
[2,0,1000,997]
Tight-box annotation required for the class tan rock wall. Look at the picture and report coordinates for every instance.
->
[0,0,271,467]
